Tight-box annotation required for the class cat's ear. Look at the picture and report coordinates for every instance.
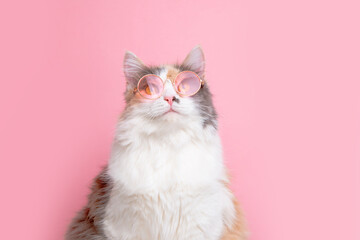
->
[181,45,205,77]
[123,51,146,88]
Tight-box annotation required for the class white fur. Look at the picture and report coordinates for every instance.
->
[104,68,235,239]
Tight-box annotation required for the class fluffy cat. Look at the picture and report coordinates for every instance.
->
[66,46,248,240]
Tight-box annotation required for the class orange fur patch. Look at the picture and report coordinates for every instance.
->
[221,198,248,240]
[220,178,248,240]
[165,66,180,82]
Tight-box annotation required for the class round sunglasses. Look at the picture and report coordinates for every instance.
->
[133,71,204,100]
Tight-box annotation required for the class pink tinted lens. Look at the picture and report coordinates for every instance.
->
[138,75,163,99]
[174,71,201,96]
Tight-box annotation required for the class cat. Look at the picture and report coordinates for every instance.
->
[66,46,248,240]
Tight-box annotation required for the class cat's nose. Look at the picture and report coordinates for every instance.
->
[164,96,176,106]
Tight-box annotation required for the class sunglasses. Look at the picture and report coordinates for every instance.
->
[133,71,204,100]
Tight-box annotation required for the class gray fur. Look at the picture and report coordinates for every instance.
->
[178,63,218,129]
[191,83,218,129]
[66,168,112,240]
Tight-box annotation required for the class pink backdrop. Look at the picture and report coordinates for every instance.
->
[0,0,359,239]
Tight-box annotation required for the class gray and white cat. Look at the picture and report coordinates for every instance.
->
[66,46,248,240]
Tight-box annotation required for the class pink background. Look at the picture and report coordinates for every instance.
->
[0,0,359,239]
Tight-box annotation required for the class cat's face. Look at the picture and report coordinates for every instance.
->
[123,46,217,130]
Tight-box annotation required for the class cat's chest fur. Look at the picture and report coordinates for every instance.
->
[104,124,234,240]
[104,184,229,240]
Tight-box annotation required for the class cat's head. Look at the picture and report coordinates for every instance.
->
[122,46,217,131]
